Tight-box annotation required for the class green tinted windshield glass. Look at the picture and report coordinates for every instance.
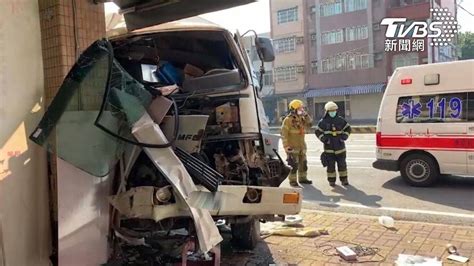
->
[30,39,159,176]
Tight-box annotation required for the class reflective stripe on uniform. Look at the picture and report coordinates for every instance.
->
[327,172,337,178]
[342,124,350,130]
[315,126,324,132]
[318,134,325,140]
[289,129,301,134]
[339,170,348,176]
[325,149,346,154]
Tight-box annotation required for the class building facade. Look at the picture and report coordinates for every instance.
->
[269,0,458,125]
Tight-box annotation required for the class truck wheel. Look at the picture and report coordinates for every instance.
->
[400,153,439,187]
[231,218,260,250]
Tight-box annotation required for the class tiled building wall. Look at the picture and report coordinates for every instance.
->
[37,0,105,260]
[39,0,105,105]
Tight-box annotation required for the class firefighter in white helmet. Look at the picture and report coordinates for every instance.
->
[281,99,313,186]
[315,101,352,186]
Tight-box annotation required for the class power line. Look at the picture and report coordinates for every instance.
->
[458,4,474,17]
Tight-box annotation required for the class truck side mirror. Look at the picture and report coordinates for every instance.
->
[255,37,275,62]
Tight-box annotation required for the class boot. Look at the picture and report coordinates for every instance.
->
[340,177,349,186]
[299,178,313,184]
[289,174,298,187]
[290,181,299,187]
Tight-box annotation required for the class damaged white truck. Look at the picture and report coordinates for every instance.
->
[29,0,302,264]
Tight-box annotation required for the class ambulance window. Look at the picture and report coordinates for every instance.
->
[396,92,468,123]
[468,92,474,121]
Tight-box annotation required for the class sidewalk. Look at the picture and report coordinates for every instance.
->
[222,210,474,265]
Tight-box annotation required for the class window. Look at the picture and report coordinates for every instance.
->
[311,33,317,46]
[345,25,368,41]
[274,37,296,53]
[396,93,468,123]
[250,46,259,61]
[275,66,297,81]
[320,53,372,73]
[263,71,273,86]
[320,0,342,17]
[360,54,370,68]
[345,0,368,12]
[322,29,344,45]
[310,5,316,20]
[277,7,298,24]
[392,52,419,72]
[311,60,318,74]
[390,0,428,8]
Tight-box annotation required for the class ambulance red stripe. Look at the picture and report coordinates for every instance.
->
[376,132,474,150]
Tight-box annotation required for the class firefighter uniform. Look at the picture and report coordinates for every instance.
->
[315,102,352,186]
[281,100,313,186]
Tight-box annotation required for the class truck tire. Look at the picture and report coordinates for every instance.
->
[400,153,439,187]
[231,218,260,250]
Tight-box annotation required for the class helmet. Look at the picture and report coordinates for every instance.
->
[324,101,338,111]
[289,99,304,110]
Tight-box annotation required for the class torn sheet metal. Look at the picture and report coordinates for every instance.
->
[131,113,222,253]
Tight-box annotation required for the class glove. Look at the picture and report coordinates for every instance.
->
[287,153,297,168]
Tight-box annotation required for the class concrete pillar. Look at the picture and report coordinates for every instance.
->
[0,1,51,265]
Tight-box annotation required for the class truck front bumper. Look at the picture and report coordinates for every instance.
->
[109,185,302,221]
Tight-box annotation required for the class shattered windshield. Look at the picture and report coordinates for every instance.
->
[30,40,153,177]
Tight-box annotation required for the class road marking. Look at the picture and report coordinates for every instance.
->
[307,156,375,161]
[306,150,375,153]
[303,200,474,219]
[307,164,373,169]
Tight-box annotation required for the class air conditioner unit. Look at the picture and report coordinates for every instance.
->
[296,37,304,44]
[296,65,305,73]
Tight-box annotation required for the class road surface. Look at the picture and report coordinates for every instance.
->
[278,134,474,225]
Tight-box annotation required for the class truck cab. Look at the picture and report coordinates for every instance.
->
[29,0,302,263]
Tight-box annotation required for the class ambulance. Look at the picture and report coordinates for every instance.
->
[373,60,474,187]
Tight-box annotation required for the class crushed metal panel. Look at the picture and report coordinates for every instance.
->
[132,113,222,252]
[109,187,155,219]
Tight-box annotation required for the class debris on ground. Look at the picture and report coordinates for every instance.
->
[261,221,329,238]
[284,215,303,225]
[378,215,395,229]
[447,254,469,263]
[395,254,442,266]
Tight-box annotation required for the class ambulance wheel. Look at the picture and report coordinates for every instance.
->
[231,218,260,250]
[400,153,439,187]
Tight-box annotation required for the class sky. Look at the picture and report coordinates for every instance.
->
[105,0,473,33]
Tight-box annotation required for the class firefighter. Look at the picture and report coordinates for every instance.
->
[281,99,313,186]
[315,101,352,186]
